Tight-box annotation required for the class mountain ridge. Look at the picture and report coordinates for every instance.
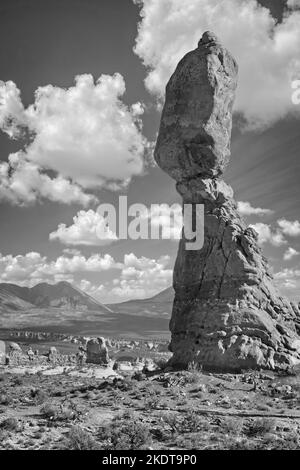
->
[0,281,113,313]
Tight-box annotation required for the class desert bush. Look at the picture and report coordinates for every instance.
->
[245,418,276,437]
[132,371,146,381]
[40,402,58,419]
[109,421,151,450]
[40,401,79,422]
[0,393,13,405]
[181,371,200,385]
[160,412,182,436]
[145,395,161,410]
[62,426,100,450]
[0,417,19,431]
[31,388,49,405]
[13,377,23,386]
[219,417,243,435]
[182,411,202,432]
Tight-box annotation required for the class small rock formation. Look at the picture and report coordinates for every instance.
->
[48,346,59,363]
[155,31,300,371]
[86,337,109,365]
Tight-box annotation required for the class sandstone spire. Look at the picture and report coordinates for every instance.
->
[155,32,300,371]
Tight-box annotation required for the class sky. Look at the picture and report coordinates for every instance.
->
[0,0,300,304]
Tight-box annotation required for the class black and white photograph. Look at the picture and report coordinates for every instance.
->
[0,0,300,456]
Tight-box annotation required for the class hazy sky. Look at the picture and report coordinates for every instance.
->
[0,0,300,303]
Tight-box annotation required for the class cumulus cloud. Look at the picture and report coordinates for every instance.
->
[284,247,300,261]
[277,218,300,237]
[0,153,95,206]
[134,0,300,128]
[237,201,273,217]
[49,209,118,246]
[275,267,300,300]
[250,222,287,246]
[109,253,172,301]
[49,203,182,246]
[0,252,120,285]
[0,74,147,205]
[0,251,173,302]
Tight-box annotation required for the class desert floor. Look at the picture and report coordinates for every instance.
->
[1,364,300,450]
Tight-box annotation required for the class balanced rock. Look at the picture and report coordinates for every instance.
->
[155,31,238,181]
[86,337,109,366]
[155,32,300,371]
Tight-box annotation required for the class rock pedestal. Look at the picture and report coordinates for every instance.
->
[86,337,109,366]
[155,32,300,371]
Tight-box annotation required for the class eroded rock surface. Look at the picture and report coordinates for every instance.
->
[155,31,300,371]
[86,337,109,366]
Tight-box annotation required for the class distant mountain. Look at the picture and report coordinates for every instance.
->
[108,286,174,317]
[0,281,113,313]
[0,286,35,311]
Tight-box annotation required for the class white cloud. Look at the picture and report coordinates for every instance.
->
[0,251,173,303]
[62,248,82,256]
[274,267,300,299]
[0,74,147,205]
[0,252,120,285]
[237,201,273,217]
[0,153,95,206]
[250,222,287,246]
[134,0,300,128]
[284,247,300,261]
[49,209,118,246]
[277,218,300,237]
[109,253,172,301]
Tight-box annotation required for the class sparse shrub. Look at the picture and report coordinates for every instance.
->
[62,426,100,450]
[145,395,161,410]
[0,417,19,431]
[40,402,58,420]
[31,388,49,405]
[182,411,202,432]
[0,393,13,405]
[105,420,151,450]
[160,412,181,436]
[181,371,200,385]
[113,377,135,392]
[132,371,146,381]
[40,401,79,422]
[245,418,276,437]
[13,377,23,386]
[219,417,243,435]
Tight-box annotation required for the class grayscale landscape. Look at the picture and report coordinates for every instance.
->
[1,0,300,453]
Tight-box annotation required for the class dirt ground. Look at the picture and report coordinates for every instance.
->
[1,364,300,450]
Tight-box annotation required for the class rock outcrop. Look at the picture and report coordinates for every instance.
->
[86,337,109,366]
[0,340,6,364]
[155,31,300,371]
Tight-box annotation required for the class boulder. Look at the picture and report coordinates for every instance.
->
[86,337,109,365]
[154,31,300,372]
